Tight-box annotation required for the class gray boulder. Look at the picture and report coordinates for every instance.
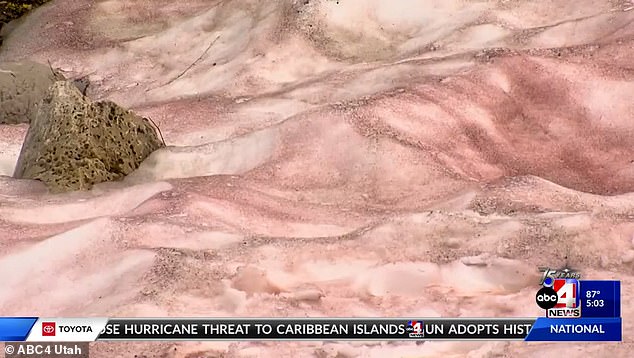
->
[0,61,65,124]
[13,81,165,192]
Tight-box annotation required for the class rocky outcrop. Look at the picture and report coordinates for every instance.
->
[1,1,51,47]
[0,61,65,124]
[13,81,165,192]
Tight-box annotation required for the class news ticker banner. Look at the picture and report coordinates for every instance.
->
[0,317,622,342]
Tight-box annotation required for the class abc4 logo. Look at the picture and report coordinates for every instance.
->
[535,279,579,310]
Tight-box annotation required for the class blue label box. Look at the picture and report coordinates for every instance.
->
[579,280,621,318]
[525,317,622,341]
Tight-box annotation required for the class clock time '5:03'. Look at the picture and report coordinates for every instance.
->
[586,299,605,308]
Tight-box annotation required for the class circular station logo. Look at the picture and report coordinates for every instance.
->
[535,287,558,309]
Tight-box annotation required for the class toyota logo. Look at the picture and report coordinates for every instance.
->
[42,322,56,336]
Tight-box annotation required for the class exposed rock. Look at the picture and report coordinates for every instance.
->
[71,76,90,95]
[0,61,65,124]
[13,81,165,192]
[1,1,51,45]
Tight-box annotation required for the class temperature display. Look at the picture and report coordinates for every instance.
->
[580,280,621,318]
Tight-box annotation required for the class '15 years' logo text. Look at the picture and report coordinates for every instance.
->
[535,267,581,318]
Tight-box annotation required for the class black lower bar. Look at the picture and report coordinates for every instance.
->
[98,318,536,340]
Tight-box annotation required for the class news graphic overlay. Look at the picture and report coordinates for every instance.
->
[4,342,89,358]
[2,317,537,342]
[579,280,621,318]
[96,318,534,340]
[0,318,107,342]
[42,322,56,336]
[524,317,622,341]
[406,320,424,338]
[537,267,581,318]
[0,317,37,342]
[531,267,622,341]
[0,315,621,342]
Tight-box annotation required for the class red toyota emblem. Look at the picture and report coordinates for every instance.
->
[42,322,56,336]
